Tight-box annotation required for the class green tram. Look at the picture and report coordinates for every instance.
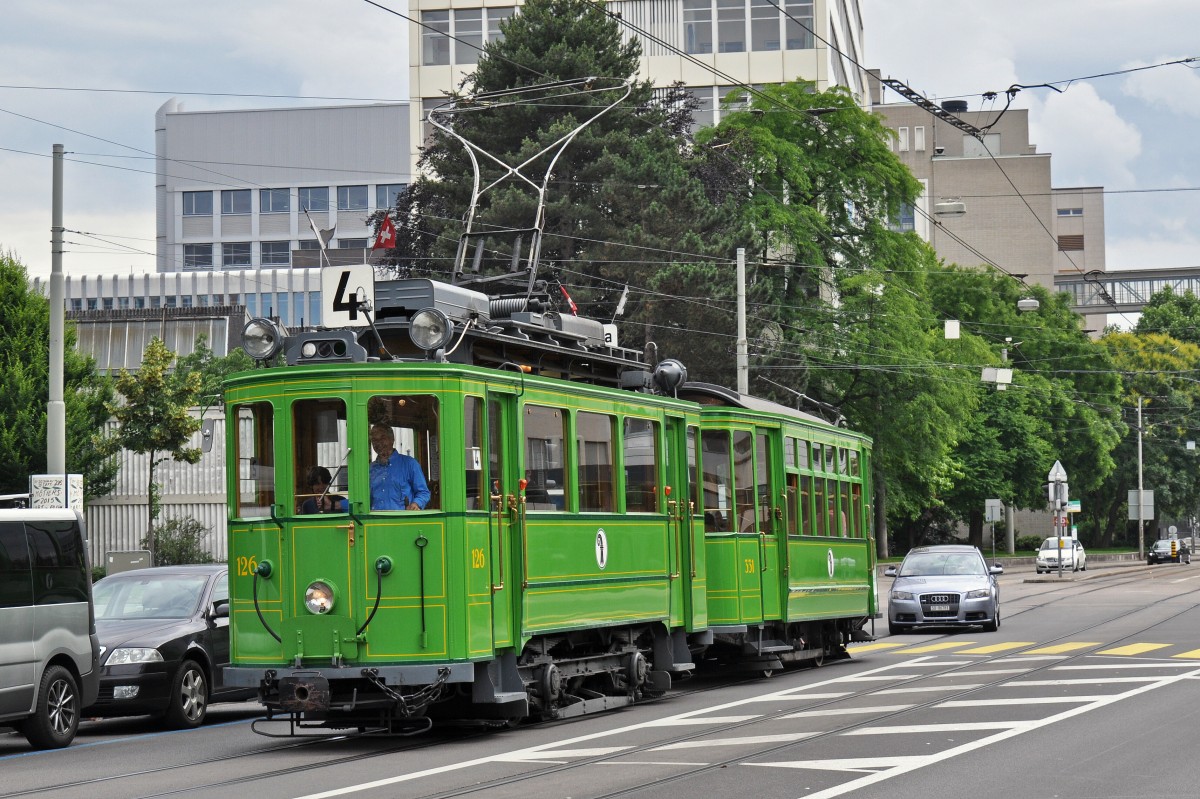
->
[222,276,876,734]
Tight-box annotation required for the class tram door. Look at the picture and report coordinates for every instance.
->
[666,417,706,630]
[485,393,519,648]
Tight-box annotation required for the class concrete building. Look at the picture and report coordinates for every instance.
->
[408,0,868,168]
[155,99,410,275]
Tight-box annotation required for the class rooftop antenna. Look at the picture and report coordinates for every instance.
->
[757,376,845,427]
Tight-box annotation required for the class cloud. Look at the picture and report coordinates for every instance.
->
[1028,84,1142,189]
[1121,58,1200,118]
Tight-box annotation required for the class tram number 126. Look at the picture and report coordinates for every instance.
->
[471,548,486,569]
[236,556,260,576]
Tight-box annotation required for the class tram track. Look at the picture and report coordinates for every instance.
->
[6,568,1190,799]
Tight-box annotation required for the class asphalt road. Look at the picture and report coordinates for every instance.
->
[3,561,1199,799]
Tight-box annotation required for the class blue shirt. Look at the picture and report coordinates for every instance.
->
[369,449,430,510]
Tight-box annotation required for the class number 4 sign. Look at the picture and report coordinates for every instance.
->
[321,264,375,327]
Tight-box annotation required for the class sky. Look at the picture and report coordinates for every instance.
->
[3,1,1199,282]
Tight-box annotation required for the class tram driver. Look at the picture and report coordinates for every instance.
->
[369,423,430,511]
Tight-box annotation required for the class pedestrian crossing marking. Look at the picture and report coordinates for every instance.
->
[894,641,978,654]
[1023,642,1099,655]
[1172,648,1200,659]
[1094,643,1171,656]
[848,642,907,653]
[956,642,1036,655]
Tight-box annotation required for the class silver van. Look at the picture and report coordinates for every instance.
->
[0,509,100,748]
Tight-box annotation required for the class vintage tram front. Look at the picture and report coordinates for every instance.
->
[222,276,876,734]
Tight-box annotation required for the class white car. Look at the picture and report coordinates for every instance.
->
[1035,537,1087,573]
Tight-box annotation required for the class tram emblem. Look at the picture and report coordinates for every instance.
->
[596,528,608,570]
[827,548,835,579]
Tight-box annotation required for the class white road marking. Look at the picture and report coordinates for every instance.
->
[946,668,1029,676]
[935,696,1109,707]
[598,760,710,766]
[872,684,984,694]
[649,715,761,725]
[836,674,925,681]
[1051,662,1197,670]
[755,663,1200,799]
[990,655,1068,662]
[748,755,927,773]
[495,746,631,762]
[743,691,852,702]
[843,721,1025,735]
[1004,677,1161,686]
[784,705,914,718]
[650,733,819,751]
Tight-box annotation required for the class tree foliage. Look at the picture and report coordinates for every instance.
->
[0,252,118,499]
[109,337,202,560]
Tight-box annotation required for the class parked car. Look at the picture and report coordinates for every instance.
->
[87,565,255,728]
[884,545,1003,635]
[1147,538,1190,565]
[1035,537,1087,573]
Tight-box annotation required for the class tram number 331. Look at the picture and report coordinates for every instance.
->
[471,548,486,569]
[236,556,260,576]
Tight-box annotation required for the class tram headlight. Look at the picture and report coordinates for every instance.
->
[409,308,453,351]
[242,318,286,361]
[304,580,337,615]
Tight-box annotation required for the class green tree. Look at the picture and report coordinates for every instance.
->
[109,337,202,561]
[0,252,118,498]
[144,516,215,566]
[172,335,254,414]
[1134,287,1200,346]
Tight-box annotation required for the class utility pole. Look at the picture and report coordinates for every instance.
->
[48,144,66,476]
[736,247,748,395]
[1137,396,1145,560]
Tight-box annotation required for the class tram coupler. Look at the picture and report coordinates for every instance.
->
[278,672,332,713]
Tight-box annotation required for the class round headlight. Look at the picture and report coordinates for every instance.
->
[409,308,453,351]
[304,580,336,615]
[243,318,284,361]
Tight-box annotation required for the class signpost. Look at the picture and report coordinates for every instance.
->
[985,499,1003,562]
[1048,461,1068,577]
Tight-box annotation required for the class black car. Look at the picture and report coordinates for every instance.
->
[1147,538,1191,565]
[87,565,255,728]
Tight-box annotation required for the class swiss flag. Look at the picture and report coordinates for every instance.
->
[373,213,397,250]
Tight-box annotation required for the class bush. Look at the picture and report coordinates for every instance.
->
[1016,535,1042,553]
[144,516,215,566]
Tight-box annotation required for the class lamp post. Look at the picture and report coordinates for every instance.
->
[1137,396,1145,560]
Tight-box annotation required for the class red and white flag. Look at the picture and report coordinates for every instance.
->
[559,284,578,315]
[373,213,397,250]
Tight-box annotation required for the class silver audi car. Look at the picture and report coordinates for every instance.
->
[884,545,1003,635]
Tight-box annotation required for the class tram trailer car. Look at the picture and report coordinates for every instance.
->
[223,276,876,734]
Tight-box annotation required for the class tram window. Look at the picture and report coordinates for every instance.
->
[824,444,836,473]
[838,447,848,475]
[785,474,799,536]
[852,483,864,536]
[488,400,504,507]
[524,405,565,510]
[733,430,755,532]
[848,450,859,478]
[623,418,658,513]
[368,394,441,510]
[810,442,821,472]
[800,475,812,535]
[839,481,852,537]
[687,426,699,511]
[796,439,809,470]
[577,412,614,513]
[234,402,275,518]
[783,437,796,469]
[754,432,770,532]
[701,430,732,532]
[292,398,348,514]
[827,479,841,536]
[465,397,484,510]
[811,476,825,536]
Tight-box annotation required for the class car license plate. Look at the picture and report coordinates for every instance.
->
[930,604,951,612]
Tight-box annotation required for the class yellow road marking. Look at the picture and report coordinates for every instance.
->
[1172,648,1200,659]
[895,641,977,654]
[847,642,906,653]
[1023,642,1100,655]
[1095,643,1171,656]
[956,642,1036,655]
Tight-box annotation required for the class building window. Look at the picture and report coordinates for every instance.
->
[337,238,368,249]
[750,0,779,50]
[422,10,450,65]
[221,189,251,215]
[376,183,407,210]
[337,185,367,211]
[897,127,909,152]
[914,126,926,152]
[261,241,291,266]
[683,0,713,54]
[260,188,290,213]
[890,203,916,233]
[297,240,321,251]
[223,242,252,269]
[1057,207,1084,216]
[455,8,482,65]
[717,0,745,52]
[183,191,213,216]
[70,298,83,311]
[1058,235,1085,251]
[298,186,329,212]
[184,244,213,270]
[784,0,814,49]
[487,8,513,43]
